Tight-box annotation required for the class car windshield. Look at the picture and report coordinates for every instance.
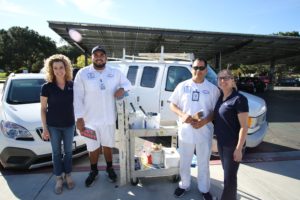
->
[7,79,45,104]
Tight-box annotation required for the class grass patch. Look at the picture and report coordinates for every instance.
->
[0,73,7,82]
[0,73,7,78]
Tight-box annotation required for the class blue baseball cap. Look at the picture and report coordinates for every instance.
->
[91,45,106,54]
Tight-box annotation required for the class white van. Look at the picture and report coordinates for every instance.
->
[108,56,268,150]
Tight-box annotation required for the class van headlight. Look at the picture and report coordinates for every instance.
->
[248,117,258,129]
[0,121,33,140]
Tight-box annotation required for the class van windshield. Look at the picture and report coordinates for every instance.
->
[7,79,45,104]
[166,65,218,92]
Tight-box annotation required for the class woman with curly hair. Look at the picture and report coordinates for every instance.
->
[40,54,75,194]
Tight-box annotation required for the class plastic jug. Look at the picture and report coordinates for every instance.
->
[145,112,160,129]
[129,110,145,129]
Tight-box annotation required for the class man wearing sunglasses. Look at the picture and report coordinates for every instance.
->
[169,58,220,199]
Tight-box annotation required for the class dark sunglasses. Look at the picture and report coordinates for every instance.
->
[192,66,206,71]
[218,76,232,81]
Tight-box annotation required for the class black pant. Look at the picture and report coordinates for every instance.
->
[218,144,241,200]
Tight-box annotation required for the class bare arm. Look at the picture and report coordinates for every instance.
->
[40,96,49,140]
[114,70,132,98]
[169,103,193,123]
[233,112,248,162]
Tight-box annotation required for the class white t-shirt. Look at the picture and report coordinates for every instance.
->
[168,79,220,144]
[73,65,131,126]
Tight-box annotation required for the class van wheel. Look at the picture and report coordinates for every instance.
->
[171,174,180,182]
[130,178,139,186]
[210,154,220,160]
[211,137,219,157]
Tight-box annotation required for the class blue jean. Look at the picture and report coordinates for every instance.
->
[217,144,241,200]
[48,125,75,176]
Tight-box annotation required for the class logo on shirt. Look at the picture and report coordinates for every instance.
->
[184,86,191,93]
[108,73,114,77]
[202,90,210,94]
[87,73,95,79]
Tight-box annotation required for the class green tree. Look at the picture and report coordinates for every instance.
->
[272,31,300,78]
[57,45,82,64]
[273,31,300,37]
[232,64,270,77]
[0,26,57,72]
[76,55,91,67]
[0,30,6,71]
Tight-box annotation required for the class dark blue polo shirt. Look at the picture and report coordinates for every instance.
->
[41,81,75,127]
[213,90,248,147]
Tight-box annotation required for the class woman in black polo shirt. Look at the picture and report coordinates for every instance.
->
[41,54,75,194]
[213,69,249,200]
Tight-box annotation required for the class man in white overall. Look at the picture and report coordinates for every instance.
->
[169,58,220,199]
[74,45,131,187]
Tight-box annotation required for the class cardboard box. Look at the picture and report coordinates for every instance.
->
[162,147,180,168]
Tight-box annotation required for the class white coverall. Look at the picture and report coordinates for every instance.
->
[169,78,220,193]
[73,65,131,150]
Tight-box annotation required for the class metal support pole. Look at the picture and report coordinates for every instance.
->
[215,52,222,72]
[116,97,130,186]
[84,52,88,66]
[268,59,275,90]
[160,46,164,62]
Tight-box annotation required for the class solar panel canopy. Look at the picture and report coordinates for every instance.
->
[48,21,300,66]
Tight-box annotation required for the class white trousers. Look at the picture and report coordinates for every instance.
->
[178,139,212,193]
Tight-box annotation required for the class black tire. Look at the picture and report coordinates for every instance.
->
[171,174,180,183]
[210,153,220,159]
[130,178,139,186]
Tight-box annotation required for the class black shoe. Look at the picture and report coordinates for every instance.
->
[174,187,189,198]
[106,167,117,182]
[85,170,98,187]
[202,192,213,200]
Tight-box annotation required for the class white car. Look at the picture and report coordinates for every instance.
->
[0,73,87,169]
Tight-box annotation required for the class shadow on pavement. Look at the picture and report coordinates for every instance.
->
[246,141,298,153]
[243,160,300,181]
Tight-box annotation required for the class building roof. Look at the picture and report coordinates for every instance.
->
[48,21,300,66]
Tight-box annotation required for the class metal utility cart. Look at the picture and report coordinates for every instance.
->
[116,97,180,186]
[129,128,179,185]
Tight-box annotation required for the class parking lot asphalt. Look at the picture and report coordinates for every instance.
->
[251,89,300,153]
[1,152,300,200]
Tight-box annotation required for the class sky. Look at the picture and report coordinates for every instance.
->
[1,0,300,46]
